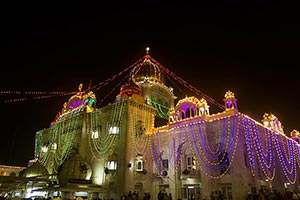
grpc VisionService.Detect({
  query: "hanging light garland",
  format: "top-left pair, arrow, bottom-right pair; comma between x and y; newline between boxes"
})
151,126 -> 185,173
130,101 -> 151,155
188,115 -> 239,179
245,117 -> 275,180
37,112 -> 80,173
88,100 -> 126,160
0,90 -> 75,103
53,113 -> 79,167
242,114 -> 300,184
151,126 -> 184,174
274,132 -> 297,183
242,115 -> 256,177
148,96 -> 170,119
194,118 -> 227,159
151,115 -> 240,179
150,56 -> 225,110
38,127 -> 55,166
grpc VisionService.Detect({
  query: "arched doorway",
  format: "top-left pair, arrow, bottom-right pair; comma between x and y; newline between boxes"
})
135,182 -> 143,198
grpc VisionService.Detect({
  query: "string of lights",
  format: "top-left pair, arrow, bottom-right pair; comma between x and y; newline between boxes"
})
90,57 -> 144,93
0,94 -> 70,103
150,57 -> 225,110
0,57 -> 139,104
96,73 -> 130,106
0,91 -> 75,95
242,114 -> 300,183
0,52 -> 222,115
164,73 -> 188,97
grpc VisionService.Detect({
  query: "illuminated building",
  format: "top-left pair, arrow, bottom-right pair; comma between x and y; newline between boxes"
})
6,49 -> 300,199
0,165 -> 26,197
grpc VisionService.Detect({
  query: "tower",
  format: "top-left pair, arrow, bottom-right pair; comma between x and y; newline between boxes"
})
130,48 -> 177,127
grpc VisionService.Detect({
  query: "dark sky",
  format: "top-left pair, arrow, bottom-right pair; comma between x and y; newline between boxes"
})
0,2 -> 299,166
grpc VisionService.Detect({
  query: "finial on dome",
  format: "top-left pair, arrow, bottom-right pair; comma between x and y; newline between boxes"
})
78,83 -> 83,92
145,47 -> 150,54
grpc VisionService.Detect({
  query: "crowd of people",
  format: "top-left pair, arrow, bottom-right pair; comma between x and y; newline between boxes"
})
209,191 -> 224,200
246,188 -> 300,200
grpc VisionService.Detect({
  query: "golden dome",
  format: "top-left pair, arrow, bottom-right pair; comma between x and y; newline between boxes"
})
21,161 -> 49,178
130,54 -> 165,85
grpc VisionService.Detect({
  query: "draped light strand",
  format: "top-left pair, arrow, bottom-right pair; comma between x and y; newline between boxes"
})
196,118 -> 227,158
97,73 -> 129,106
131,102 -> 150,155
1,56 -> 140,104
38,128 -> 55,165
151,126 -> 184,174
149,98 -> 170,119
38,130 -> 52,165
173,127 -> 184,168
150,57 -> 225,110
54,114 -> 78,166
248,118 -> 275,180
0,90 -> 75,95
242,115 -> 256,176
87,111 -> 104,161
90,57 -> 144,93
277,132 -> 292,164
295,145 -> 300,167
190,116 -> 235,168
91,114 -> 116,155
274,133 -> 297,183
189,115 -> 240,179
88,100 -> 125,160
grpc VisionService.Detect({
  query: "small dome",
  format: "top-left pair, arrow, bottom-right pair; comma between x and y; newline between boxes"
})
121,80 -> 141,95
21,161 -> 49,178
58,151 -> 92,185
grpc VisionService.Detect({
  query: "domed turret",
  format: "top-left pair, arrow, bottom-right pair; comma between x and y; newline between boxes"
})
116,79 -> 142,101
170,96 -> 209,122
52,83 -> 97,123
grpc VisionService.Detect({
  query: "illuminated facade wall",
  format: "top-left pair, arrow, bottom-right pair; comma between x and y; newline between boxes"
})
33,54 -> 300,200
35,91 -> 300,200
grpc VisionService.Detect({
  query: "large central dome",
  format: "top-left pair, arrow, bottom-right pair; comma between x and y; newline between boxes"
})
130,53 -> 165,85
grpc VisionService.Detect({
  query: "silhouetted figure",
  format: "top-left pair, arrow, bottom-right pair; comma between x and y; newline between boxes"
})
217,191 -> 224,200
128,191 -> 133,200
258,189 -> 265,200
158,191 -> 164,200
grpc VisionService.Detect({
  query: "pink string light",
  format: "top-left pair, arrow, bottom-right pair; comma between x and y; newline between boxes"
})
90,57 -> 144,93
149,56 -> 225,110
0,54 -> 221,110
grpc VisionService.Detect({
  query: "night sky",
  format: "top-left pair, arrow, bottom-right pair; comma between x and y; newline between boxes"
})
0,2 -> 299,166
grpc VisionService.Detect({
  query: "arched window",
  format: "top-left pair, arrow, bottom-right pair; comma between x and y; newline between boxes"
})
107,154 -> 118,170
135,155 -> 144,172
9,172 -> 16,177
186,108 -> 191,118
136,160 -> 143,171
107,161 -> 117,170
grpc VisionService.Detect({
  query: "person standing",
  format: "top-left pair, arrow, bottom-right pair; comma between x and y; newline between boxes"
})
210,191 -> 215,200
258,189 -> 265,200
158,191 -> 164,200
292,189 -> 300,200
128,191 -> 133,200
217,191 -> 224,200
